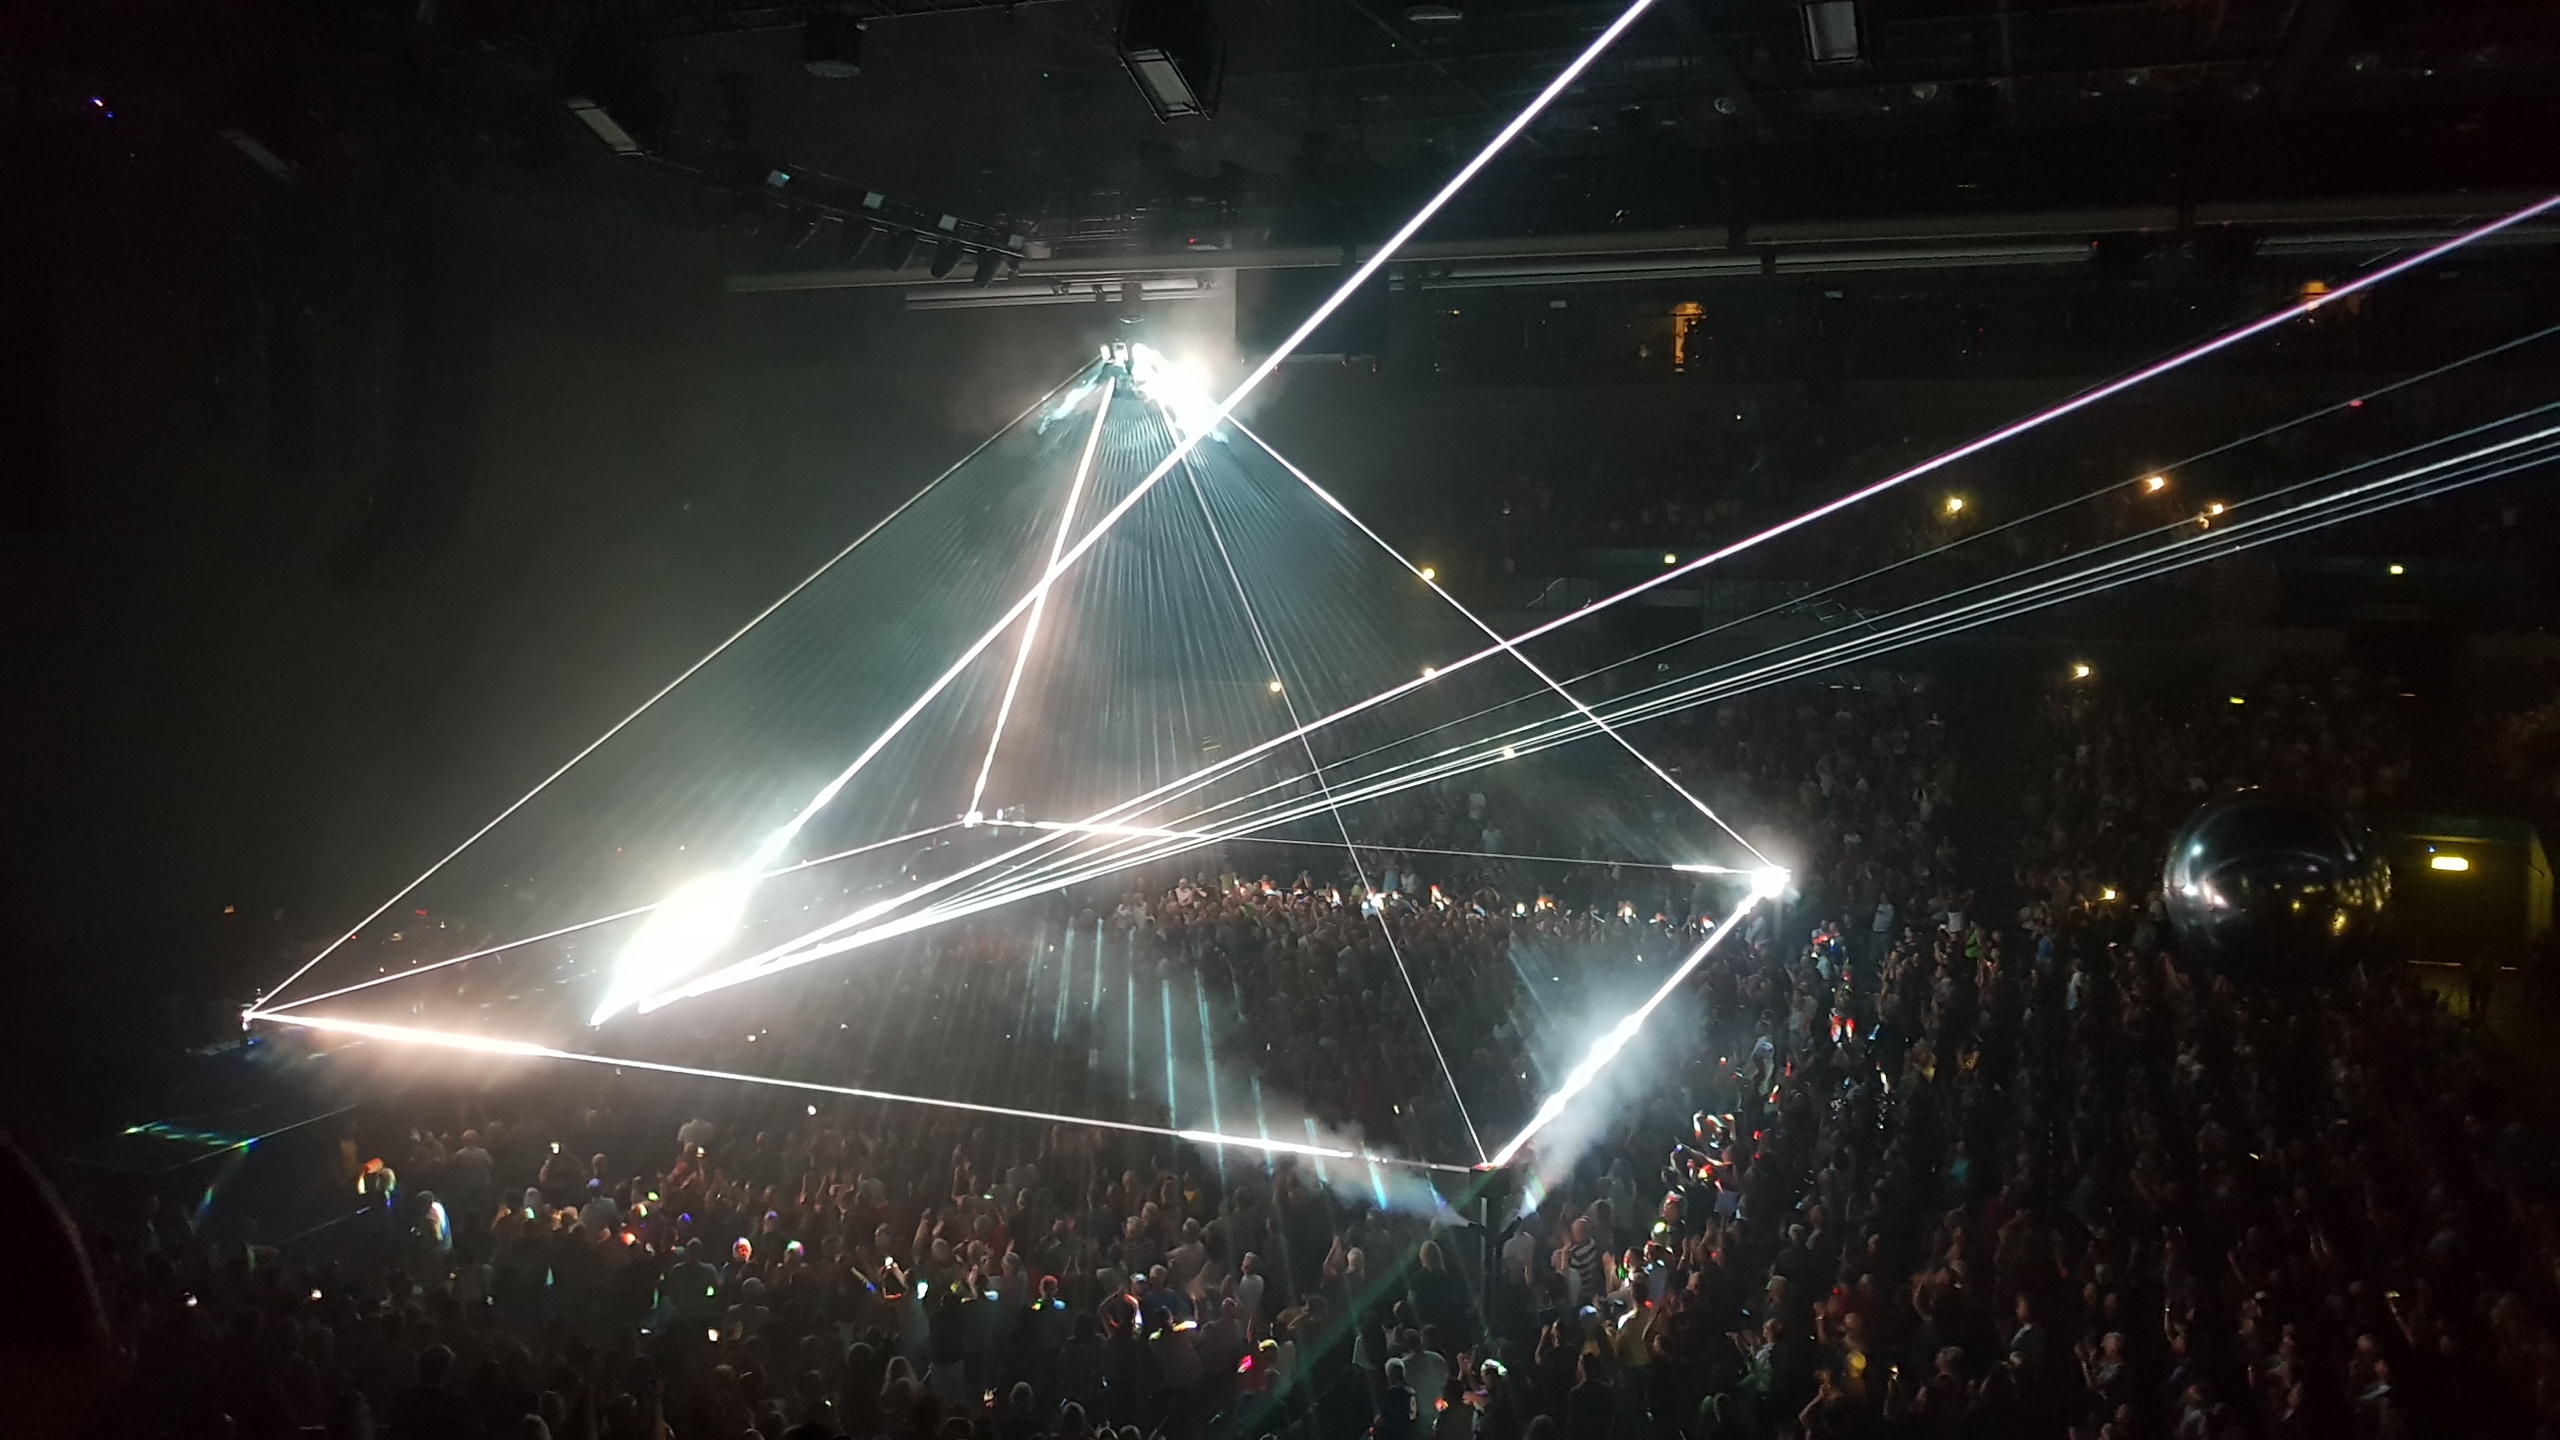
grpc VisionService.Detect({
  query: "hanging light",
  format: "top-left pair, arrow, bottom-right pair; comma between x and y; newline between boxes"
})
804,12 -> 865,78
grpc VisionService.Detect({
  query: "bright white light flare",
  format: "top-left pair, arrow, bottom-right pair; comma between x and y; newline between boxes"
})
591,868 -> 756,1024
1488,893 -> 1760,1167
1129,345 -> 1221,439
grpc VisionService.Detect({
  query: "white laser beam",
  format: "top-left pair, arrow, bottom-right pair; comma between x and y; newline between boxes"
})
249,1010 -> 1471,1172
1489,893 -> 1762,1167
968,376 -> 1117,822
257,366 -> 1096,1011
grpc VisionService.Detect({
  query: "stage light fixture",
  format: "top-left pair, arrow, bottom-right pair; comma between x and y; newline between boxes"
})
2430,854 -> 2470,872
1801,0 -> 1862,63
2387,563 -> 2406,575
881,230 -> 918,271
930,238 -> 966,279
1118,0 -> 1225,119
1417,566 -> 1437,581
835,217 -> 881,267
2070,662 -> 2094,680
2143,474 -> 2168,491
804,12 -> 865,77
1943,495 -> 1966,515
563,98 -> 644,154
971,248 -> 1005,286
220,128 -> 297,178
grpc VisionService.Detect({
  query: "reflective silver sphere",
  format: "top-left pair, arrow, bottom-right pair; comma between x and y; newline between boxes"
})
2161,791 -> 2391,982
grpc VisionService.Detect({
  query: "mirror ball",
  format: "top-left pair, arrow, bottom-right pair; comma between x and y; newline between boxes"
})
2161,790 -> 2391,982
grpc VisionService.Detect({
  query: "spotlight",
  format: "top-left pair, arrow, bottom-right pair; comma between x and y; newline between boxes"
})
2387,563 -> 2406,576
2070,662 -> 2094,681
2228,695 -> 2246,706
2143,474 -> 2168,492
1266,679 -> 1284,694
2206,501 -> 2226,516
803,12 -> 865,78
971,248 -> 1005,287
1662,552 -> 1678,565
1748,866 -> 1790,900
1421,665 -> 1438,678
881,230 -> 918,271
930,237 -> 966,279
2430,854 -> 2470,872
2099,886 -> 2119,901
1943,495 -> 1966,515
1417,566 -> 1437,581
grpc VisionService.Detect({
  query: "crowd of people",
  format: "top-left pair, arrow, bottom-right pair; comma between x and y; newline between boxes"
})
42,672 -> 2560,1440
2475,676 -> 2560,851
